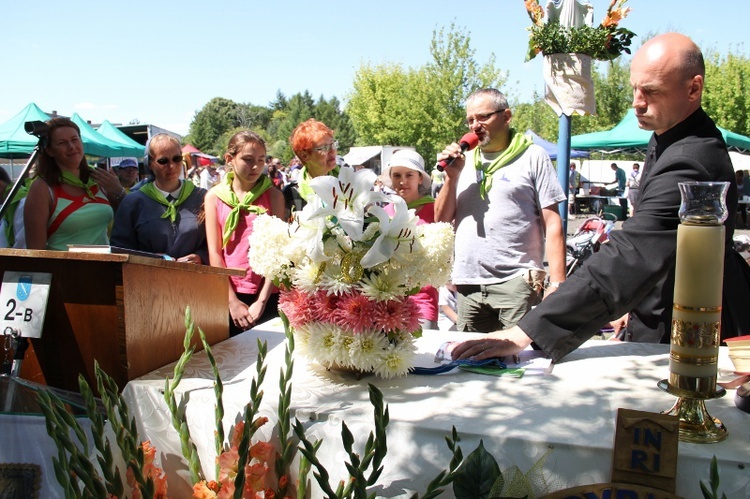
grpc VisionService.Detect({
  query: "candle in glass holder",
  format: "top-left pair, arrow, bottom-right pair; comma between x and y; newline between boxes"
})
669,182 -> 729,395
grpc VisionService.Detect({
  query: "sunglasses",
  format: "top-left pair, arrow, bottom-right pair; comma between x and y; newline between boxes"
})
154,155 -> 183,166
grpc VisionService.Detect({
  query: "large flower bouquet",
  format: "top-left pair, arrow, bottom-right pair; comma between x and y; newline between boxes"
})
524,0 -> 635,62
249,166 -> 454,378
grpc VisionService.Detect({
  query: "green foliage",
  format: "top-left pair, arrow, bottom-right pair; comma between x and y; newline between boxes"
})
524,0 -> 636,62
700,456 -> 728,499
294,385 -> 464,499
573,58 -> 632,135
37,361 -> 155,498
184,91 -> 356,163
704,48 -> 750,137
528,23 -> 636,62
186,97 -> 253,156
453,444 -> 556,499
511,93 -> 559,140
452,441 -> 501,498
347,22 -> 505,170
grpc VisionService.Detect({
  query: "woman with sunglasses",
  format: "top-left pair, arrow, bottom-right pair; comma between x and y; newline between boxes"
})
282,119 -> 339,220
204,131 -> 284,335
111,134 -> 208,263
24,117 -> 124,250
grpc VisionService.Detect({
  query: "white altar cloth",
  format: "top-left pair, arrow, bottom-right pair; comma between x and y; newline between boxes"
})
122,320 -> 749,498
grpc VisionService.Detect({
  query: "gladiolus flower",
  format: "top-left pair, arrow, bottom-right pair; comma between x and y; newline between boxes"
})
252,416 -> 269,431
217,448 -> 239,483
249,441 -> 277,464
246,462 -> 268,492
278,475 -> 289,489
193,481 -> 219,498
230,421 -> 245,449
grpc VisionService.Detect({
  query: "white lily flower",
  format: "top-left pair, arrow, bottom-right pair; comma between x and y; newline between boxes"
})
292,197 -> 329,263
360,199 -> 418,268
307,166 -> 389,241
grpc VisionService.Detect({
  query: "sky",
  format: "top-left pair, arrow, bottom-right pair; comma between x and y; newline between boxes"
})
2,1 -> 748,137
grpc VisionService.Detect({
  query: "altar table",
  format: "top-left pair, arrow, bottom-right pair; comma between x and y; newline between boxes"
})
123,321 -> 749,498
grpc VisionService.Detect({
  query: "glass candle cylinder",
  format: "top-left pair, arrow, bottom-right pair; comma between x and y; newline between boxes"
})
669,182 -> 729,396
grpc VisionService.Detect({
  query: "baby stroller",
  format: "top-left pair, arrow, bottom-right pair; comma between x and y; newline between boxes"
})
566,214 -> 616,276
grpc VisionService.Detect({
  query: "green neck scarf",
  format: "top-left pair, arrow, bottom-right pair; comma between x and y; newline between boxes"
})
473,129 -> 533,199
212,172 -> 272,247
297,166 -> 340,201
407,195 -> 434,209
61,170 -> 97,198
139,180 -> 195,223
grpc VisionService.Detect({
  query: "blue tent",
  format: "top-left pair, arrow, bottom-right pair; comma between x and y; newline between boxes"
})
524,129 -> 589,161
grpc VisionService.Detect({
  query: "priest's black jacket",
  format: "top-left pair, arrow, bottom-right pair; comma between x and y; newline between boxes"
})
520,108 -> 750,362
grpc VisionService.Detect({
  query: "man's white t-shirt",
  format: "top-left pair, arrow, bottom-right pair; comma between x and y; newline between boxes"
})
452,144 -> 566,285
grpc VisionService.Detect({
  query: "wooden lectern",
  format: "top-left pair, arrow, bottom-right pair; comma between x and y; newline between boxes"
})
0,249 -> 241,392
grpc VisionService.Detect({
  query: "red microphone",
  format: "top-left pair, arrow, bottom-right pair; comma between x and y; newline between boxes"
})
436,132 -> 480,172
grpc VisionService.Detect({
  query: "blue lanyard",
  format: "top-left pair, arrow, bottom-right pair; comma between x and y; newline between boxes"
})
410,357 -> 506,375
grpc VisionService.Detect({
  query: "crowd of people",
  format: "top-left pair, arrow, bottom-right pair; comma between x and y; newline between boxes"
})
1,33 -> 749,359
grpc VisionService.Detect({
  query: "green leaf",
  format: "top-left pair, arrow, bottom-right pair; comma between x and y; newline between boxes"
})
453,440 -> 501,499
497,466 -> 533,498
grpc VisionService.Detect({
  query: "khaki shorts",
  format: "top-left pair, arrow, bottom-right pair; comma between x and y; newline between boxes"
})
455,271 -> 544,333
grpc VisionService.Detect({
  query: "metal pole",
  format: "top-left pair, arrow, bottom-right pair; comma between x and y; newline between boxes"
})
0,121 -> 47,222
557,114 -> 572,235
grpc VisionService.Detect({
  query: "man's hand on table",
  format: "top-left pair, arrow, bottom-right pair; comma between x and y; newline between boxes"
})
608,313 -> 629,341
451,325 -> 533,361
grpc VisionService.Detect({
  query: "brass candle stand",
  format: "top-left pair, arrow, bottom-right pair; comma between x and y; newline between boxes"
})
658,181 -> 729,444
658,321 -> 727,444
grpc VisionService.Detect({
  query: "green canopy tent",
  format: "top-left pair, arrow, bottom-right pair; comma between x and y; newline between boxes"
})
571,109 -> 750,154
70,113 -> 142,158
96,120 -> 145,158
0,104 -> 146,159
0,103 -> 51,159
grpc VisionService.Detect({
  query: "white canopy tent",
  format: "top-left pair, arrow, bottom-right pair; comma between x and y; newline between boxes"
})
730,151 -> 750,172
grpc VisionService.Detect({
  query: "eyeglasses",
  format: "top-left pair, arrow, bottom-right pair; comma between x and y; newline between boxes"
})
465,109 -> 507,128
311,140 -> 338,154
154,155 -> 183,166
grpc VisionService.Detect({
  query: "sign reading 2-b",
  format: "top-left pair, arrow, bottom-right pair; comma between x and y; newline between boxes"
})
0,271 -> 52,338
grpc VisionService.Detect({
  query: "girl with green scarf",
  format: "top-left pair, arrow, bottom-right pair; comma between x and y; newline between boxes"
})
110,134 -> 208,263
24,118 -> 122,250
204,131 -> 285,336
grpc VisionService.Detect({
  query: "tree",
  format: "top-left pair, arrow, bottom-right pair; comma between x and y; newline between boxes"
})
570,58 -> 632,136
262,91 -> 356,162
704,48 -> 750,137
511,91 -> 559,141
347,63 -> 423,149
347,23 -> 505,169
186,97 -> 248,156
314,95 -> 357,155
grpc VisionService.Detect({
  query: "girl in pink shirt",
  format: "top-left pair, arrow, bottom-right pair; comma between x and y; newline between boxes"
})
204,131 -> 285,336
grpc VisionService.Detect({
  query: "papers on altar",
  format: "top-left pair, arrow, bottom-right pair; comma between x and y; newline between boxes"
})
434,341 -> 554,377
